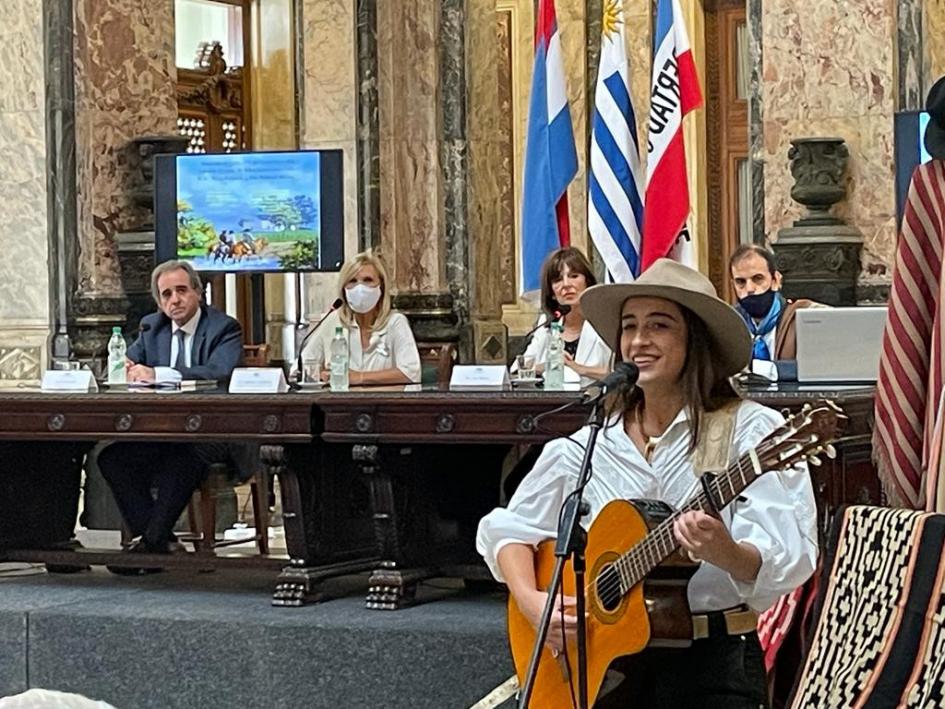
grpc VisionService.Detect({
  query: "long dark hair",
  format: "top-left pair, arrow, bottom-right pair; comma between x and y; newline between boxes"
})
540,247 -> 597,320
605,303 -> 737,453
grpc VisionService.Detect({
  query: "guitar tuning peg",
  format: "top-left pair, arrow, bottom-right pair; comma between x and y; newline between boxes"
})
808,455 -> 822,466
824,444 -> 837,459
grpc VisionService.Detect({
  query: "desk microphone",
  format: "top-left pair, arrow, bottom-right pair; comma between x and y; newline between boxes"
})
295,297 -> 344,380
138,323 -> 151,334
518,304 -> 572,347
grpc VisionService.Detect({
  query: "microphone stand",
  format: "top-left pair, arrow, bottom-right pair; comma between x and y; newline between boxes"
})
518,387 -> 607,709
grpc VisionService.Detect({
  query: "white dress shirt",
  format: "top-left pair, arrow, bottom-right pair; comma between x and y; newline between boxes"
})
476,399 -> 818,614
299,310 -> 422,383
153,309 -> 201,383
517,316 -> 612,385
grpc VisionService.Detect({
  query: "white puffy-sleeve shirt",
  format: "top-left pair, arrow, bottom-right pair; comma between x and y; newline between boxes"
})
476,399 -> 818,614
517,316 -> 612,385
299,310 -> 421,383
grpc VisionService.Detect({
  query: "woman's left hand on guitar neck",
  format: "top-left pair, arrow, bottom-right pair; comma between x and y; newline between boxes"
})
673,511 -> 762,583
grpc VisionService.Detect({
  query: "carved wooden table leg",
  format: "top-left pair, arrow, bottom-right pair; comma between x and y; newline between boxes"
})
269,443 -> 378,606
356,444 -> 437,609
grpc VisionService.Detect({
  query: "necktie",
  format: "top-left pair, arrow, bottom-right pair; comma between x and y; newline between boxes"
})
174,329 -> 187,370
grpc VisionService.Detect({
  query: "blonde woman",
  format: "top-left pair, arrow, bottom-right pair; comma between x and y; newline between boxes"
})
300,251 -> 421,385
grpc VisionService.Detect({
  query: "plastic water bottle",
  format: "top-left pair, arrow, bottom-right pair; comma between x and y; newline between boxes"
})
545,322 -> 565,390
329,326 -> 349,391
107,326 -> 127,384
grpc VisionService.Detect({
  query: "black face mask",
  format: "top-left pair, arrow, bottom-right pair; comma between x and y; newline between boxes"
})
738,289 -> 777,319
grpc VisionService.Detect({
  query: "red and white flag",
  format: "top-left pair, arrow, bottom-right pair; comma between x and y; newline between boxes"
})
641,0 -> 703,269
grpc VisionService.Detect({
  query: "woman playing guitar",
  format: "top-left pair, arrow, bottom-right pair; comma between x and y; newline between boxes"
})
477,259 -> 819,707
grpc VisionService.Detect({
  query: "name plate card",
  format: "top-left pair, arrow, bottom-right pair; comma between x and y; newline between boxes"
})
449,365 -> 510,391
228,368 -> 289,394
41,370 -> 99,393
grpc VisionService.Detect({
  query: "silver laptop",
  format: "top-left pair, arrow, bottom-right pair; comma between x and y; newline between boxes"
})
795,306 -> 887,383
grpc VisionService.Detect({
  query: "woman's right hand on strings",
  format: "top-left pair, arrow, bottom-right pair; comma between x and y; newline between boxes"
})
518,590 -> 578,654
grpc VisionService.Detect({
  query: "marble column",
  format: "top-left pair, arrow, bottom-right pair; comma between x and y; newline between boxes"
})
748,0 -> 766,242
926,0 -> 945,85
899,0 -> 924,110
71,0 -> 177,361
357,0 -> 380,252
298,0 -> 359,322
0,0 -> 50,383
466,0 -> 507,360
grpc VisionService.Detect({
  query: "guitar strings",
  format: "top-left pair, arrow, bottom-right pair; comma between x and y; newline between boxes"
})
588,433 -> 786,602
588,428 -> 812,604
584,431 -> 797,603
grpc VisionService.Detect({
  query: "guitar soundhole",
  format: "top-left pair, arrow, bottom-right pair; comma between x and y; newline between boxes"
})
595,565 -> 623,612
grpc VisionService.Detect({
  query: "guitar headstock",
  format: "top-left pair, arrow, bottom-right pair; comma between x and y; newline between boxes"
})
756,400 -> 846,473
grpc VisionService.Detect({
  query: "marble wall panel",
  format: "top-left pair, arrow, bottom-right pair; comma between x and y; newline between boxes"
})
927,0 -> 945,82
376,0 -> 445,294
299,0 -> 359,315
0,0 -> 49,328
468,0 -> 504,319
73,0 -> 177,296
762,0 -> 898,274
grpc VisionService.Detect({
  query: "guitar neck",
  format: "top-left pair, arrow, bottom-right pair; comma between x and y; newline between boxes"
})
613,445 -> 768,593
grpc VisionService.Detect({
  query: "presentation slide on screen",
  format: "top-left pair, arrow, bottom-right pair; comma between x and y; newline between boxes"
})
176,152 -> 322,272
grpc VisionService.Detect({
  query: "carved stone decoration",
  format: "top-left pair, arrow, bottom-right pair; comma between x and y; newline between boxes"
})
128,135 -> 190,225
0,347 -> 42,382
787,137 -> 850,226
776,136 -> 863,306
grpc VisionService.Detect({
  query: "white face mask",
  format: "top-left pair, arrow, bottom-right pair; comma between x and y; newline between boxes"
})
345,283 -> 382,314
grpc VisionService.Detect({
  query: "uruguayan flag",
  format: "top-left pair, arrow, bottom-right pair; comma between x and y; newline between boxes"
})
588,0 -> 644,283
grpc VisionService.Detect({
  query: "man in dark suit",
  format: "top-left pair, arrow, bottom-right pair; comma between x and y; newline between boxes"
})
98,260 -> 246,570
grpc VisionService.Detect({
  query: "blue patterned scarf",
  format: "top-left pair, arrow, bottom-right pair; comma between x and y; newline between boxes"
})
736,294 -> 783,360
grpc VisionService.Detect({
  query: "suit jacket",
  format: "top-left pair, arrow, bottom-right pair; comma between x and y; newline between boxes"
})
774,298 -> 817,360
128,305 -> 243,381
129,305 -> 256,480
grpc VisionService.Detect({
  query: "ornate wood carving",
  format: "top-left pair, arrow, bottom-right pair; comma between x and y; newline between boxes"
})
176,42 -> 251,154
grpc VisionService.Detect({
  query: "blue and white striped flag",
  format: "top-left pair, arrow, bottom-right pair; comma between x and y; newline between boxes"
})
588,0 -> 645,283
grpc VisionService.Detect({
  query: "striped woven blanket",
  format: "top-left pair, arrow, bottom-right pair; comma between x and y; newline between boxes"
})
873,160 -> 945,508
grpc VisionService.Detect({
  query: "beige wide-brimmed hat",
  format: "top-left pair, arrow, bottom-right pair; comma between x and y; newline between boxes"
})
580,258 -> 751,379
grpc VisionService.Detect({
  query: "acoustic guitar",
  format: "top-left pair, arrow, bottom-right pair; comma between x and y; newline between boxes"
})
504,402 -> 842,708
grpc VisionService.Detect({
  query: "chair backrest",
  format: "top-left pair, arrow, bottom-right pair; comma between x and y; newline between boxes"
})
790,505 -> 945,708
242,343 -> 269,367
416,341 -> 457,385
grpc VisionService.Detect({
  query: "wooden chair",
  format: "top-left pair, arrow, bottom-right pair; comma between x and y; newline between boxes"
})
242,343 -> 269,367
416,341 -> 457,385
187,342 -> 272,555
187,463 -> 270,556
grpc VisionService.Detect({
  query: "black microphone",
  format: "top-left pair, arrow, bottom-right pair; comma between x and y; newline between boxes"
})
517,304 -> 572,353
295,297 -> 344,380
138,323 -> 151,333
582,361 -> 639,400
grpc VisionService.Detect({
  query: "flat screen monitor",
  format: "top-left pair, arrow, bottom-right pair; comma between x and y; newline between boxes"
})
894,111 -> 933,224
154,149 -> 344,272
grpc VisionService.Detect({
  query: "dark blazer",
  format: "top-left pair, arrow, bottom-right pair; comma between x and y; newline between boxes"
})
128,304 -> 256,481
128,304 -> 243,381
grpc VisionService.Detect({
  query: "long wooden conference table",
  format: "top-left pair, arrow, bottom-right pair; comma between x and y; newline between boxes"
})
0,382 -> 878,608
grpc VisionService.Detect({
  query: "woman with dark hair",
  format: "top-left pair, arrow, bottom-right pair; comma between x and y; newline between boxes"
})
517,247 -> 611,384
478,259 -> 817,707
